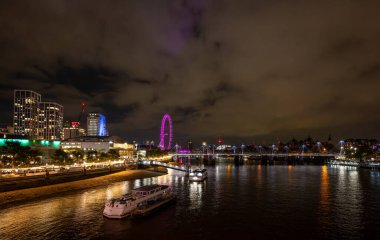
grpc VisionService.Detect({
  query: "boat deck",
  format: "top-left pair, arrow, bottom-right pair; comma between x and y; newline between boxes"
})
132,195 -> 176,217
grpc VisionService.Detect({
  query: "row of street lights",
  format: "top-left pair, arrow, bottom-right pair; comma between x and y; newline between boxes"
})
174,140 -> 347,154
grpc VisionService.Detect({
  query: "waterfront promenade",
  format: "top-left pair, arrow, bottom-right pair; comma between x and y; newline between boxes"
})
0,169 -> 166,207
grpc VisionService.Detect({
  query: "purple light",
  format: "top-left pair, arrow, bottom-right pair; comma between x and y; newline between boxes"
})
159,114 -> 173,150
178,149 -> 191,154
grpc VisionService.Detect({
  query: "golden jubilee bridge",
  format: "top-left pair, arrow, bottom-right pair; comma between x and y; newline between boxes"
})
168,152 -> 338,158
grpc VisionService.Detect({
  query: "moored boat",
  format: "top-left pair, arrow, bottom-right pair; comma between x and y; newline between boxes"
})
103,184 -> 175,219
189,168 -> 208,182
328,159 -> 359,167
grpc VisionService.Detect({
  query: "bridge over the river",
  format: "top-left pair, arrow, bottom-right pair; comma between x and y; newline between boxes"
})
169,153 -> 338,158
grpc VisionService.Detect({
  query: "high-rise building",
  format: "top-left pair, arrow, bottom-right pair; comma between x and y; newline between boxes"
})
87,113 -> 107,136
38,102 -> 64,140
13,90 -> 64,140
13,90 -> 41,137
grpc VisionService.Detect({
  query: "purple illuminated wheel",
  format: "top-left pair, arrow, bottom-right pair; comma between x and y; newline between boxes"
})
159,114 -> 173,150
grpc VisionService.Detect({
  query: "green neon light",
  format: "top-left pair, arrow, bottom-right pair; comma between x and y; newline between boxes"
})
0,139 -> 30,147
20,139 -> 30,147
52,141 -> 61,148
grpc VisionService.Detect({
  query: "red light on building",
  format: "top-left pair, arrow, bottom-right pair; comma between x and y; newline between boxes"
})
81,102 -> 86,113
71,121 -> 80,128
218,137 -> 222,145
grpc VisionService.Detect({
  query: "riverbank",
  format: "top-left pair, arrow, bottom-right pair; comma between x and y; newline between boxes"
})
0,169 -> 166,208
0,167 -> 127,192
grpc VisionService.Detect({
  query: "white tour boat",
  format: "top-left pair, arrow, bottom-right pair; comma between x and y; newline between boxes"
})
103,184 -> 175,219
189,168 -> 208,182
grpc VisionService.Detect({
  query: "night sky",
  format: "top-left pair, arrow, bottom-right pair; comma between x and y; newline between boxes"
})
0,0 -> 380,145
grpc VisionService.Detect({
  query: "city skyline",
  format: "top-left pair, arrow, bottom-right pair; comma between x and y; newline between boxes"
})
0,1 -> 380,144
3,86 -> 376,146
1,2 -> 380,239
11,89 -> 111,141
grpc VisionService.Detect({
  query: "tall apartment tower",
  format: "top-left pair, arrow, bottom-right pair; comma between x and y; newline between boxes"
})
38,102 -> 64,140
13,90 -> 41,137
87,113 -> 107,136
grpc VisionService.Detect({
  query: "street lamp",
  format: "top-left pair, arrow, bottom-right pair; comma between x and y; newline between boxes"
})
339,140 -> 345,156
301,144 -> 306,154
316,142 -> 322,153
202,142 -> 207,154
258,145 -> 263,154
232,145 -> 237,154
284,145 -> 289,154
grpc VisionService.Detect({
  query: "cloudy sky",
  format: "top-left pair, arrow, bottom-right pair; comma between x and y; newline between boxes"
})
0,0 -> 380,145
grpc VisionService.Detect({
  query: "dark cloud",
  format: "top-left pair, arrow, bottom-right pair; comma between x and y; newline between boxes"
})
0,0 -> 380,144
174,106 -> 199,118
12,63 -> 119,97
201,82 -> 232,107
149,95 -> 160,104
94,99 -> 140,123
357,64 -> 380,80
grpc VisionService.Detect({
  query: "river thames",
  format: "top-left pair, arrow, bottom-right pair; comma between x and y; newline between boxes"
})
1,160 -> 379,240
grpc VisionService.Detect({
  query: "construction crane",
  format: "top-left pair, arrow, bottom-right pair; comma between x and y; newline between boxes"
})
71,102 -> 86,128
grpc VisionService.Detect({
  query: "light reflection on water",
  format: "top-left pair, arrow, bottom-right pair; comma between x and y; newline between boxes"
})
189,181 -> 204,210
0,162 -> 379,240
319,165 -> 332,233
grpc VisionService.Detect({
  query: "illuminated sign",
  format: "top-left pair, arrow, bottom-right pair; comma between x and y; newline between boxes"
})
71,121 -> 80,128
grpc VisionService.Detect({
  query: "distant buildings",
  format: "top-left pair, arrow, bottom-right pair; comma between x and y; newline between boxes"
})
0,124 -> 14,135
13,90 -> 64,140
61,136 -> 134,159
343,139 -> 378,149
187,140 -> 193,151
216,144 -> 232,151
12,90 -> 114,141
87,113 -> 108,137
62,121 -> 86,140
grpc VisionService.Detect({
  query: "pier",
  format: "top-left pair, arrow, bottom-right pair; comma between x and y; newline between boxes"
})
138,160 -> 189,172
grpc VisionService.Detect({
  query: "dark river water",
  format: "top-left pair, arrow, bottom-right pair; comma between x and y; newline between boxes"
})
1,160 -> 380,240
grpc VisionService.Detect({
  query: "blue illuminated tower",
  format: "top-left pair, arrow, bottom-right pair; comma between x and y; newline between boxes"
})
87,113 -> 108,136
98,114 -> 107,136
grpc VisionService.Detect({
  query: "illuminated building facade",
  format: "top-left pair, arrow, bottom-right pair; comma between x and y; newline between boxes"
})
87,113 -> 108,136
38,102 -> 64,140
113,143 -> 134,159
0,124 -> 14,135
13,90 -> 41,138
62,121 -> 86,140
61,140 -> 134,158
14,90 -> 64,140
61,141 -> 110,152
